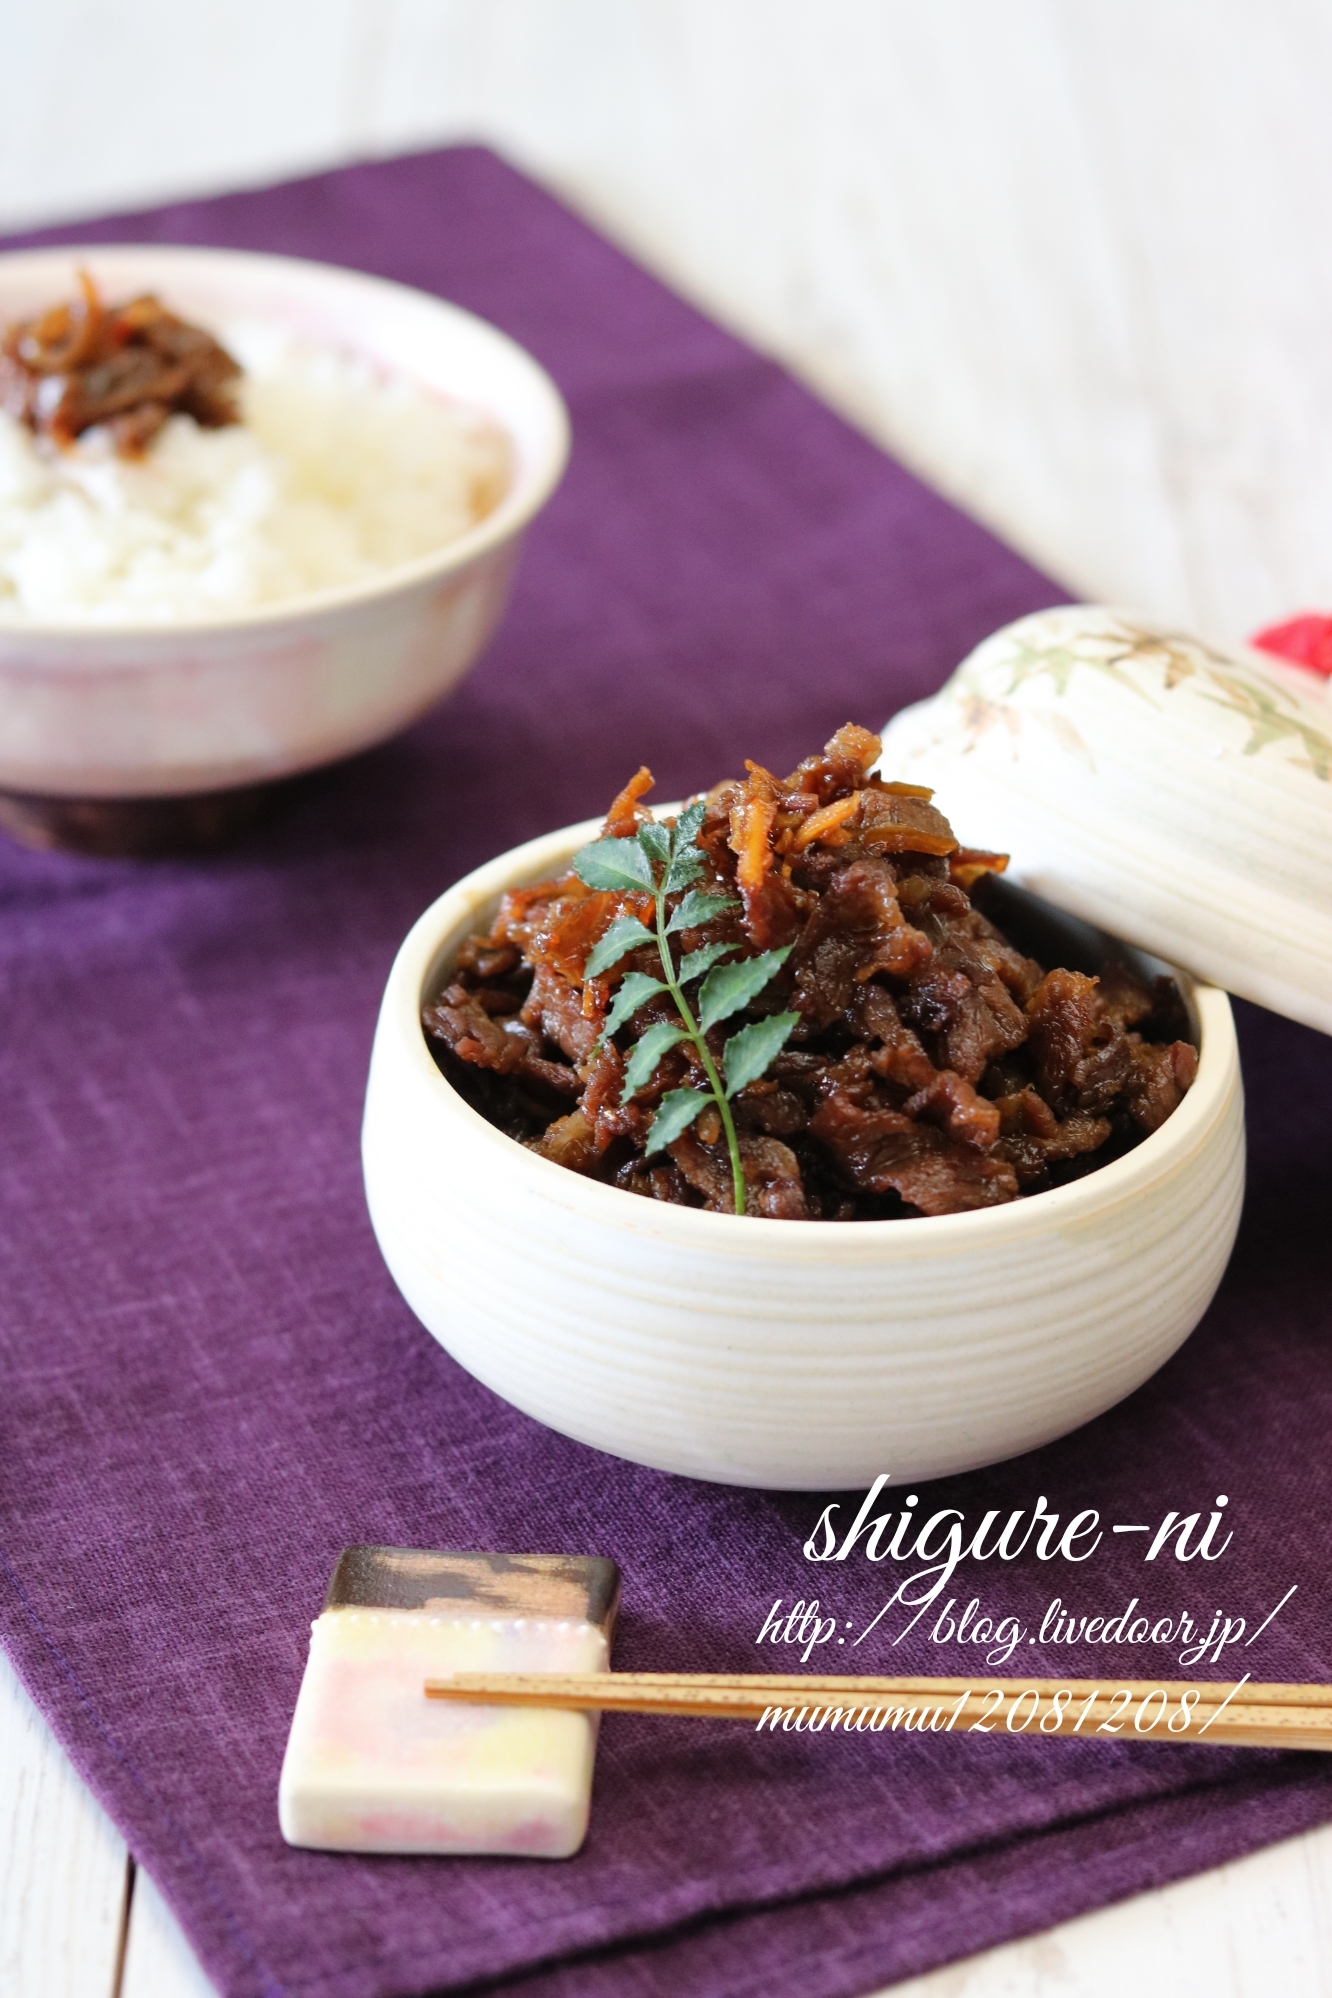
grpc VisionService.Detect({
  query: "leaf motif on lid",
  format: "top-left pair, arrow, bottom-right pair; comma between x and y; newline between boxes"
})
971,614 -> 1332,783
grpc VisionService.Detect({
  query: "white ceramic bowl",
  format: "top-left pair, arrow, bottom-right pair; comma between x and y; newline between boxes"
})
362,817 -> 1245,1491
0,245 -> 569,804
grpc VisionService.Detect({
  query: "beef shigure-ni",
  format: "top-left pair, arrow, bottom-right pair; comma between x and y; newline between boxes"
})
425,726 -> 1197,1219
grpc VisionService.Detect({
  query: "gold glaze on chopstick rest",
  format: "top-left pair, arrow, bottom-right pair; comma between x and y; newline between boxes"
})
278,1547 -> 620,1859
879,605 -> 1332,1035
323,1545 -> 621,1630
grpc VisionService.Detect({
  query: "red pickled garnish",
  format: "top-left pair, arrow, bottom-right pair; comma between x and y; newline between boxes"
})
1250,614 -> 1332,679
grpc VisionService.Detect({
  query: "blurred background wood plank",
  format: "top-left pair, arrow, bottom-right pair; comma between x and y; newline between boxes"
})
0,1651 -> 131,1998
120,1874 -> 216,1998
884,1822 -> 1332,1997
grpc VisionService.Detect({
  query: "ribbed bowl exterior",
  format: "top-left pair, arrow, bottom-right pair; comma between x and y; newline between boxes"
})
362,822 -> 1245,1490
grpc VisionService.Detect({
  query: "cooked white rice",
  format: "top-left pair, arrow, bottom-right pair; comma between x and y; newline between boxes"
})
0,321 -> 510,625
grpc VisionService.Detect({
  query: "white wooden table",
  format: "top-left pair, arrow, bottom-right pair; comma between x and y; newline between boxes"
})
4,4 -> 1332,1992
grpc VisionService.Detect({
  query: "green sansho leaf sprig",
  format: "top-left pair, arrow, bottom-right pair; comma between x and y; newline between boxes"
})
573,801 -> 799,1215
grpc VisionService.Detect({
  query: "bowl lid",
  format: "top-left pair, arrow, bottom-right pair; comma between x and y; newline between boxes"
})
879,605 -> 1332,1035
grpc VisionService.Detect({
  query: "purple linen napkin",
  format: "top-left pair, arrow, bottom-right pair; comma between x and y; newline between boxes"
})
1,147 -> 1330,1998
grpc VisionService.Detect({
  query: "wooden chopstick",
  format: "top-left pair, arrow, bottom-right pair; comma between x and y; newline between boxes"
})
422,1671 -> 1332,1751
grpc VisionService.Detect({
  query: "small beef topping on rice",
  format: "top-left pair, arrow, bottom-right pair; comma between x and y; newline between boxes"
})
0,270 -> 241,457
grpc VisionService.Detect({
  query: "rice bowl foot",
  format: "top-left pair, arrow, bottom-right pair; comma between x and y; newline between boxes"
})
0,774 -> 298,856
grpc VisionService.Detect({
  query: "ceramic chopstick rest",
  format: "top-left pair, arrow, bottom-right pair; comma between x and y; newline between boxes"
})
278,1547 -> 620,1857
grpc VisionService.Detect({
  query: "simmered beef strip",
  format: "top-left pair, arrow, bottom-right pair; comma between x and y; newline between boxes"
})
791,859 -> 931,1028
808,1088 -> 1019,1215
1126,1039 -> 1199,1134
